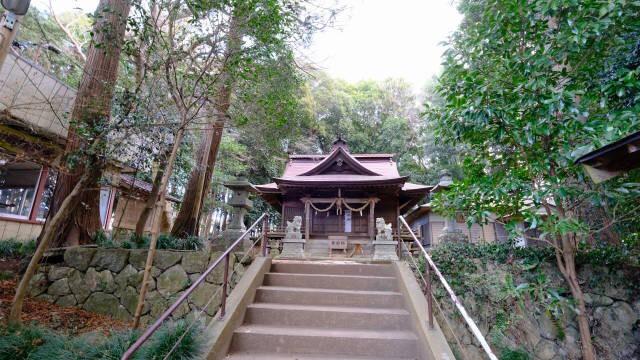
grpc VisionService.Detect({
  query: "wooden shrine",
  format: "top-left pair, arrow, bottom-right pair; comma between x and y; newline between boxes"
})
256,138 -> 431,256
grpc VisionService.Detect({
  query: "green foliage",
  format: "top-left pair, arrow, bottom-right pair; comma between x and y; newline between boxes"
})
429,0 -> 640,254
140,320 -> 203,360
93,230 -> 117,248
500,348 -> 530,360
85,330 -> 141,360
0,239 -> 37,259
0,321 -> 201,360
0,324 -> 47,358
156,234 -> 203,251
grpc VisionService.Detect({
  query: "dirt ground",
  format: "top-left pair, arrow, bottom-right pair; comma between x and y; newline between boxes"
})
0,261 -> 129,335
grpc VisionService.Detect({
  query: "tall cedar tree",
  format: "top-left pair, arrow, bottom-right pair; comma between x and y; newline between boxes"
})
10,0 -> 131,323
43,0 -> 131,247
170,15 -> 241,238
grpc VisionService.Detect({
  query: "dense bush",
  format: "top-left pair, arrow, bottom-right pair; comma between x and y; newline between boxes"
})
0,321 -> 203,360
92,232 -> 203,251
156,234 -> 203,251
0,238 -> 36,259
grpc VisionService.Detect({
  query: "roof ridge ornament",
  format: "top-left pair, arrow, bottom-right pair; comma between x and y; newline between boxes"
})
331,136 -> 350,153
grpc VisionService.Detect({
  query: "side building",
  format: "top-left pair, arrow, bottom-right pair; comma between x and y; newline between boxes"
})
0,51 -> 177,243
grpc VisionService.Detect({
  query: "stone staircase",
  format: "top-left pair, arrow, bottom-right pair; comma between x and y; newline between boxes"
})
224,261 -> 421,359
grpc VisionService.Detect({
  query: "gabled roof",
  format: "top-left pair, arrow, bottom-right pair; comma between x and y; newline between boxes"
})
298,146 -> 381,176
256,139 -> 431,207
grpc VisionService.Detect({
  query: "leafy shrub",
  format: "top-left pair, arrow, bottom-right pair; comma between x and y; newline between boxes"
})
0,324 -> 48,358
0,238 -> 37,259
85,330 -> 141,360
157,234 -> 203,251
129,233 -> 150,248
140,320 -> 203,360
0,322 -> 200,360
93,230 -> 117,248
0,239 -> 22,258
500,348 -> 530,360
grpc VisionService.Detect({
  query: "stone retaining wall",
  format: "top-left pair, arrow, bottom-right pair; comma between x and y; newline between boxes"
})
29,247 -> 252,326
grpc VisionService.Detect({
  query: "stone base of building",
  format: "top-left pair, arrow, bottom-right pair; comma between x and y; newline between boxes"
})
279,239 -> 306,259
372,241 -> 399,261
219,228 -> 247,250
437,230 -> 468,243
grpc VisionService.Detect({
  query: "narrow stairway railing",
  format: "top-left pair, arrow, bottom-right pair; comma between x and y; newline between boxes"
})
121,213 -> 270,360
398,216 -> 498,360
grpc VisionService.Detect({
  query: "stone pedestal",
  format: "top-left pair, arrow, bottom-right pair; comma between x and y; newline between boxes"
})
372,218 -> 398,261
219,177 -> 256,250
279,216 -> 305,259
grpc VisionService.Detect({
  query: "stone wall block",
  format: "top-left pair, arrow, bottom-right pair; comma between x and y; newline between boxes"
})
48,278 -> 71,296
69,270 -> 91,303
116,286 -> 139,315
64,247 -> 96,271
206,252 -> 235,284
182,251 -> 209,273
90,249 -> 129,272
167,291 -> 191,319
36,294 -> 57,303
29,272 -> 48,297
114,264 -> 138,288
133,270 -> 156,291
157,265 -> 189,297
56,294 -> 77,307
534,339 -> 558,360
48,266 -> 74,281
154,251 -> 182,270
83,292 -> 120,316
128,250 -> 148,270
189,282 -> 219,309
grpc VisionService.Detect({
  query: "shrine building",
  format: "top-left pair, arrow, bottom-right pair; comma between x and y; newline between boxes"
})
256,138 -> 431,256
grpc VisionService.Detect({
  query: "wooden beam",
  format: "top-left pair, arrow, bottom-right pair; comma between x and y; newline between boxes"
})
369,200 -> 376,241
304,201 -> 310,242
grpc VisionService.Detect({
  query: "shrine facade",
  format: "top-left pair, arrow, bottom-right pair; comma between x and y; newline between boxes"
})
256,138 -> 431,256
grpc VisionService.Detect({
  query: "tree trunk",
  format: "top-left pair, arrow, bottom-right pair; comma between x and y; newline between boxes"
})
170,15 -> 242,238
557,234 -> 596,360
10,161 -> 102,324
44,0 -> 131,248
134,157 -> 166,237
132,123 -> 187,328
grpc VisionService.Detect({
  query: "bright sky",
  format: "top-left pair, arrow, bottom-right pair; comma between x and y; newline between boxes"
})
35,0 -> 462,93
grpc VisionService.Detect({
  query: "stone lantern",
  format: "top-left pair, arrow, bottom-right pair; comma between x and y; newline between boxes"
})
434,171 -> 468,243
220,176 -> 256,249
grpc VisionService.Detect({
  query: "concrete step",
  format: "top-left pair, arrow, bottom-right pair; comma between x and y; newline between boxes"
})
229,325 -> 418,358
263,273 -> 397,292
254,286 -> 405,308
271,262 -> 393,277
225,352 -> 415,359
244,303 -> 411,330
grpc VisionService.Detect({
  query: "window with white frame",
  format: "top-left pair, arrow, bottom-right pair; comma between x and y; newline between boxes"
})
0,161 -> 42,219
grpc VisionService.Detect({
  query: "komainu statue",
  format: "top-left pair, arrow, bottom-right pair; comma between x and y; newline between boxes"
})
286,216 -> 302,237
373,217 -> 398,261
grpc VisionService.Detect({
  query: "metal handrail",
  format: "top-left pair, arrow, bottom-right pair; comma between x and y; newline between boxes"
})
122,213 -> 269,360
398,216 -> 498,360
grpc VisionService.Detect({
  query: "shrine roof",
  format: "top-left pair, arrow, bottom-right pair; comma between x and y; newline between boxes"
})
256,138 -> 430,197
282,151 -> 400,178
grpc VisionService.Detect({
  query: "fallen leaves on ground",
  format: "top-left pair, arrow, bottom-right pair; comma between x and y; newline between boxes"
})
0,277 -> 130,335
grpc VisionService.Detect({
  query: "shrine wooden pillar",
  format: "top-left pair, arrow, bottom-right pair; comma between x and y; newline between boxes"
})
304,200 -> 310,241
368,199 -> 376,241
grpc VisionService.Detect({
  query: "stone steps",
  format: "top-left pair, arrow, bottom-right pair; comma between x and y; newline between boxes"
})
229,325 -> 418,358
224,261 -> 420,359
263,273 -> 397,291
254,286 -> 405,308
244,303 -> 411,330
